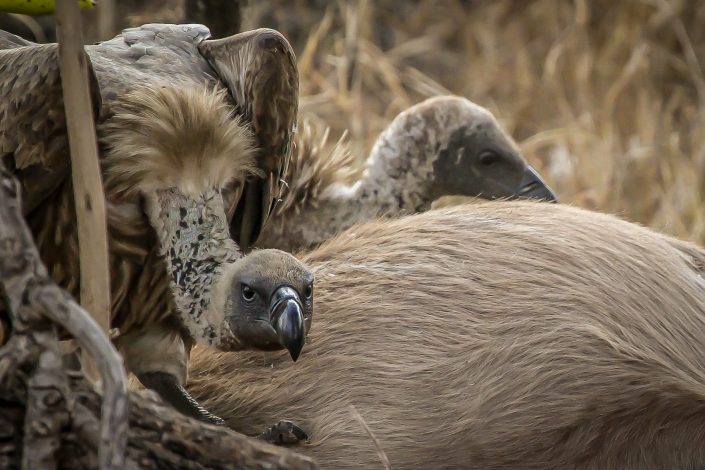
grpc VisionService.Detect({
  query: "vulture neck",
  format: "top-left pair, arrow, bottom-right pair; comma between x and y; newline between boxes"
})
144,187 -> 239,348
279,145 -> 433,248
288,131 -> 435,246
348,135 -> 435,216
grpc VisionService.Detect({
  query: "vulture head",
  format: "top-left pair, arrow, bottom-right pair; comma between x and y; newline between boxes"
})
221,249 -> 314,361
255,95 -> 557,252
364,95 -> 557,207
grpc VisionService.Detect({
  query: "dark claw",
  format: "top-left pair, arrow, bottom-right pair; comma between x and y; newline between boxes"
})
257,420 -> 309,445
138,371 -> 225,426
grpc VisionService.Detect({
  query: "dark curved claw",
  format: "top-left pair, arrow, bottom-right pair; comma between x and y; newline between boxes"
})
138,371 -> 225,426
256,419 -> 309,446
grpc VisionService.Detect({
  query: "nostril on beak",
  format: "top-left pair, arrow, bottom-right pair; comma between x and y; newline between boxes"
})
519,182 -> 540,194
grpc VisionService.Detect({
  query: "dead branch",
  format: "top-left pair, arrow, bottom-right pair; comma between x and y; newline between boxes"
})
0,371 -> 318,469
0,166 -> 128,469
0,166 -> 317,468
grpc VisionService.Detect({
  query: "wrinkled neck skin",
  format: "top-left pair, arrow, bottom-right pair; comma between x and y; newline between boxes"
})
358,110 -> 442,215
144,187 -> 241,349
322,122 -> 442,223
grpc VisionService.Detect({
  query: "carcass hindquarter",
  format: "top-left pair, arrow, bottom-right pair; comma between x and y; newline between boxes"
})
188,200 -> 705,469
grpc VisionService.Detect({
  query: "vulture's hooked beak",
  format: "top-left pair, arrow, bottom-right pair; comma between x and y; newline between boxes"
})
516,165 -> 558,202
269,285 -> 305,361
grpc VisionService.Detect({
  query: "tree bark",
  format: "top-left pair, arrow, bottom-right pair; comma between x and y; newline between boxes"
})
0,370 -> 318,469
0,166 -> 318,469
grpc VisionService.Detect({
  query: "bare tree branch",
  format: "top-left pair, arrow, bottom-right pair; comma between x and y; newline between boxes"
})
0,167 -> 128,469
22,339 -> 69,470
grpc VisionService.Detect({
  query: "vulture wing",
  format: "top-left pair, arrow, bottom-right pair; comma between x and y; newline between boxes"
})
199,29 -> 299,252
1,24 -> 298,252
0,31 -> 101,216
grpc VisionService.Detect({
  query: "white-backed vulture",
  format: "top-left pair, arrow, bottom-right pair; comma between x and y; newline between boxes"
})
256,95 -> 557,252
0,23 -> 308,426
187,201 -> 705,469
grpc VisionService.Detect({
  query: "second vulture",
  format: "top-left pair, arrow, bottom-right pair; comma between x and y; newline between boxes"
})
257,95 -> 557,252
0,23 -> 309,427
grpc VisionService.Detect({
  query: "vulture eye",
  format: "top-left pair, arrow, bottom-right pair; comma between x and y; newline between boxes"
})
479,150 -> 502,167
304,283 -> 313,300
241,284 -> 256,302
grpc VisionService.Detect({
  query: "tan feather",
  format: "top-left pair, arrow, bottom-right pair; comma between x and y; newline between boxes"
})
101,83 -> 258,199
276,119 -> 356,216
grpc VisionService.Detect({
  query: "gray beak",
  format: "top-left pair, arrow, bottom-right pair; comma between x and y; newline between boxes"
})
269,286 -> 305,361
516,165 -> 558,202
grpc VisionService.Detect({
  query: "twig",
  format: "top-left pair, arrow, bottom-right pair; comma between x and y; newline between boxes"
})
33,290 -> 128,469
97,0 -> 116,40
348,404 -> 391,470
54,0 -> 111,382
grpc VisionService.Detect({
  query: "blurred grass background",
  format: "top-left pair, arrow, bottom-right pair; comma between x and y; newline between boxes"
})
243,0 -> 705,243
5,0 -> 704,242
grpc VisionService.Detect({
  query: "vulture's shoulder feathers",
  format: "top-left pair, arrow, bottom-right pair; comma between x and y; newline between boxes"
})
0,23 -> 299,250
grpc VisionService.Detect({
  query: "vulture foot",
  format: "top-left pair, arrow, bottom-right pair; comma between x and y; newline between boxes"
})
138,371 -> 225,426
256,420 -> 309,445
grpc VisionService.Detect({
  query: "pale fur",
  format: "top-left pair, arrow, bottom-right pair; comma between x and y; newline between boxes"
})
189,201 -> 705,469
101,83 -> 259,198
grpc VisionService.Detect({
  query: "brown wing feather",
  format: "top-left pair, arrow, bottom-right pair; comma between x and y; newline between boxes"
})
0,24 -> 219,337
0,25 -> 216,217
0,34 -> 101,215
0,24 -> 296,342
198,28 -> 299,251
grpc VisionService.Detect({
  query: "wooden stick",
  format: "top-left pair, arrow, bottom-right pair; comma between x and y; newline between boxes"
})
54,0 -> 111,382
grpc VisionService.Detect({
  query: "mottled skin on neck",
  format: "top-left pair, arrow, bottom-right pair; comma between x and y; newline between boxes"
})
144,187 -> 241,349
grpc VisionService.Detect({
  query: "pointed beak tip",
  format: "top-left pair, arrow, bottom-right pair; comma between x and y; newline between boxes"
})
282,333 -> 304,363
289,348 -> 301,362
270,287 -> 306,362
517,166 -> 558,203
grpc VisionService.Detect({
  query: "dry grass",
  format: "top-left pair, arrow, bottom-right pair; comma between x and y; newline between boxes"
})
238,0 -> 705,243
72,0 -> 705,242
